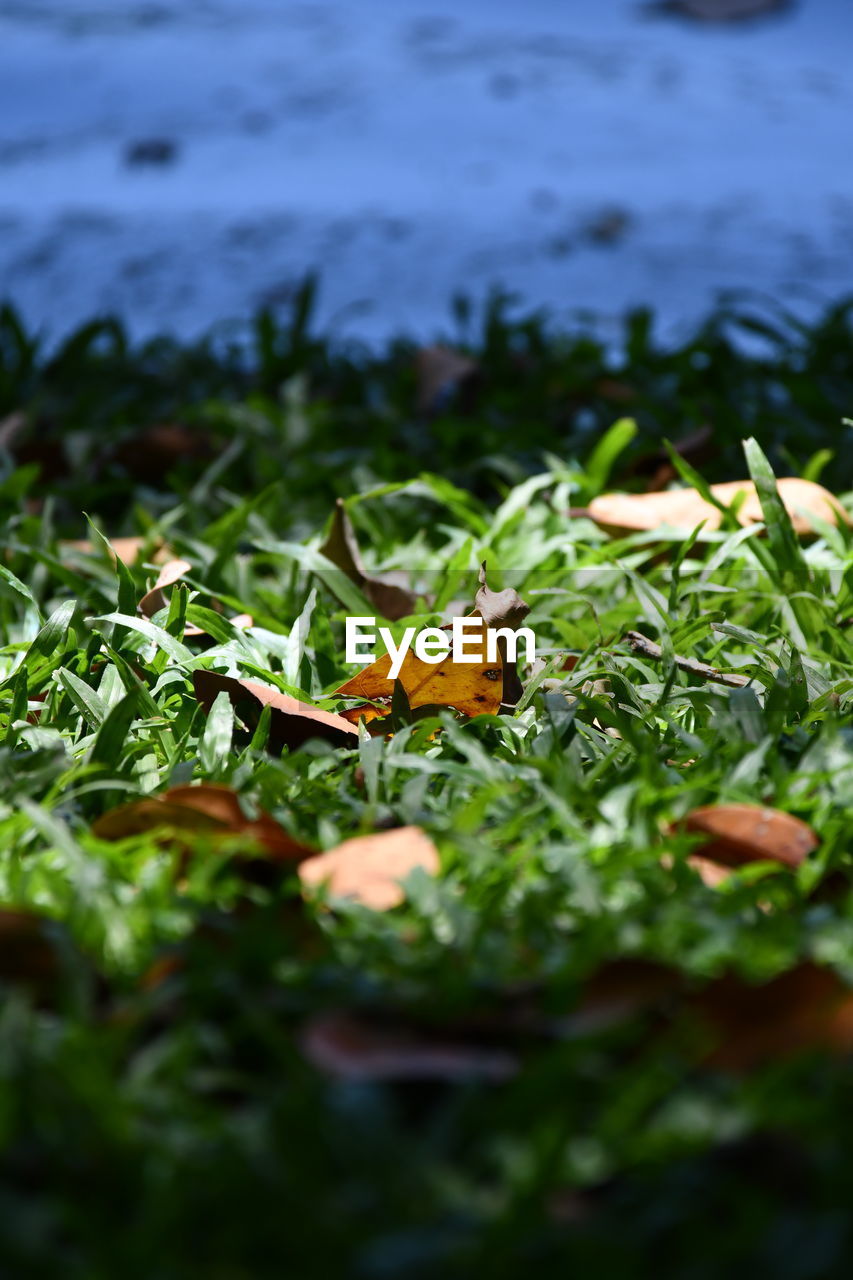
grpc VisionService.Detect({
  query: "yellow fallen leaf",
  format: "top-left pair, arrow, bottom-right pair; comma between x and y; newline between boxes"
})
334,564 -> 529,722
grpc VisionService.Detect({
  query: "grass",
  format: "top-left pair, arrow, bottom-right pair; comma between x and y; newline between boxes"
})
1,289 -> 853,1277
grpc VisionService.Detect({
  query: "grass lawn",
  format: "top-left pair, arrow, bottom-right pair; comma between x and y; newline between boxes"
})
1,289 -> 853,1278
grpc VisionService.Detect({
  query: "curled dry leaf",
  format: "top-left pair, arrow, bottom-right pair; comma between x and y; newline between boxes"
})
139,559 -> 252,637
193,670 -> 358,753
675,803 -> 818,871
589,477 -> 847,538
473,561 -> 531,708
319,500 -> 420,621
139,558 -> 194,617
298,825 -> 440,910
93,782 -> 312,862
300,1010 -> 518,1082
415,344 -> 480,414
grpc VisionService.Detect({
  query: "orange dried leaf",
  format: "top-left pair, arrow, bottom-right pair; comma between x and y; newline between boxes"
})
679,803 -> 818,870
298,826 -> 440,910
193,670 -> 358,753
338,702 -> 392,727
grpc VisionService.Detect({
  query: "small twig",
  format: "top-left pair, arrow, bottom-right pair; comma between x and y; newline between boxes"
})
624,631 -> 751,688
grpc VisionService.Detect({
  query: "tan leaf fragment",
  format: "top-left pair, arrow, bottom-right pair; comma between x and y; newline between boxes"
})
139,559 -> 252,637
139,558 -> 194,616
298,826 -> 440,910
61,535 -> 171,566
589,477 -> 848,538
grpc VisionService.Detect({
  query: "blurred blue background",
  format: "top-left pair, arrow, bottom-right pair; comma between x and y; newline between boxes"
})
1,0 -> 851,344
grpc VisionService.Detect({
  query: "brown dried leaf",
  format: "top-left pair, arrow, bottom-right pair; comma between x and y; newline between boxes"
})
415,344 -> 480,414
320,500 -> 420,621
164,785 -> 306,858
690,963 -> 853,1071
93,783 -> 312,863
677,803 -> 818,870
298,826 -> 440,910
0,907 -> 82,1004
300,1010 -> 517,1082
589,477 -> 848,538
193,670 -> 358,753
473,561 -> 530,708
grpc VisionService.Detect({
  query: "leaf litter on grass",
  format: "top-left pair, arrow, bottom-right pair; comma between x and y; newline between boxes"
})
1,300 -> 853,1273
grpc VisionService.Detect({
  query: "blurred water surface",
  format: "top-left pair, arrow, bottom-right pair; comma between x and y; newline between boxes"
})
1,0 -> 851,343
